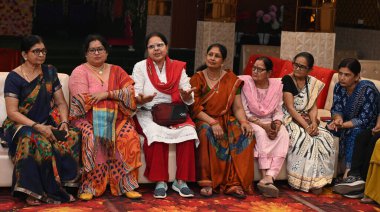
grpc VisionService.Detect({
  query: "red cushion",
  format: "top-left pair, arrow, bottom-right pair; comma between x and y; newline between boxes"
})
0,48 -> 20,71
243,54 -> 286,77
309,66 -> 336,108
277,61 -> 293,78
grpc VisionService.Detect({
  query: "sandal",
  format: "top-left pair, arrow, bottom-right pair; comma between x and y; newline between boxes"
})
225,186 -> 246,199
257,182 -> 279,198
200,186 -> 213,197
360,196 -> 376,204
26,196 -> 42,206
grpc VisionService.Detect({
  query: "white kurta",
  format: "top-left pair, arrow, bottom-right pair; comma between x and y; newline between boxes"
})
132,59 -> 199,146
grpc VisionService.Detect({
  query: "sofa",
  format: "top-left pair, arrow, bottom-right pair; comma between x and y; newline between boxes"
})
1,68 -> 380,187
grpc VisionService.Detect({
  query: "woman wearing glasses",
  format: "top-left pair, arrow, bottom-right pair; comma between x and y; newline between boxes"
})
282,52 -> 335,194
239,56 -> 289,198
132,32 -> 198,199
2,35 -> 80,205
190,43 -> 254,199
69,34 -> 142,200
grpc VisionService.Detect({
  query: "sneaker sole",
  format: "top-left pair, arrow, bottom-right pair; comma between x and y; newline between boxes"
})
172,184 -> 194,198
333,181 -> 365,195
153,194 -> 167,199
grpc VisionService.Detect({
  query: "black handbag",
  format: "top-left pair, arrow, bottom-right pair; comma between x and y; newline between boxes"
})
151,102 -> 188,126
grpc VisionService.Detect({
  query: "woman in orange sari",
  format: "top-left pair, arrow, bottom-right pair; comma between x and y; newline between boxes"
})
190,43 -> 254,199
69,34 -> 141,200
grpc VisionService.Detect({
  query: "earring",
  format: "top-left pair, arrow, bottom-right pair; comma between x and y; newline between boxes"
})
24,58 -> 27,61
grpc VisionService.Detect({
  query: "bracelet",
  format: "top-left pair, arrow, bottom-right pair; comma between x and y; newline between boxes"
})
60,121 -> 69,127
31,122 -> 38,129
209,120 -> 219,126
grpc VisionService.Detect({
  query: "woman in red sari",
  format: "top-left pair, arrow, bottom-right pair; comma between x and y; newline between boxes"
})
69,34 -> 141,200
190,43 -> 254,199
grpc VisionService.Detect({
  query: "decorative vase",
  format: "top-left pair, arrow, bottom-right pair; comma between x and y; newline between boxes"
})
258,33 -> 270,45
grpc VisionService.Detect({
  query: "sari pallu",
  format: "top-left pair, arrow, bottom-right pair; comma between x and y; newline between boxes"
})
331,80 -> 379,168
70,65 -> 141,196
283,75 -> 335,192
190,70 -> 254,194
2,65 -> 81,203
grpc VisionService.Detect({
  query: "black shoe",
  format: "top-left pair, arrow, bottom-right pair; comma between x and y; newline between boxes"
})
343,190 -> 364,199
333,176 -> 365,195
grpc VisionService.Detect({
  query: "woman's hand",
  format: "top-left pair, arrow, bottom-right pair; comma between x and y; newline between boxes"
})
372,123 -> 380,135
240,122 -> 254,138
262,123 -> 277,140
179,87 -> 196,102
333,117 -> 343,128
211,123 -> 224,140
309,121 -> 319,136
136,93 -> 157,105
90,92 -> 108,104
58,122 -> 70,138
35,124 -> 57,142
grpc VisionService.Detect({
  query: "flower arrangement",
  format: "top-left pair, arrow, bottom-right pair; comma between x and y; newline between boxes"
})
256,5 -> 281,33
255,5 -> 283,44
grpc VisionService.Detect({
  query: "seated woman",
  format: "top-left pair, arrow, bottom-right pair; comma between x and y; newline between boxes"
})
190,43 -> 254,199
282,52 -> 335,194
132,32 -> 198,199
362,115 -> 380,204
2,35 -> 80,205
239,56 -> 289,198
69,34 -> 141,200
328,58 -> 379,196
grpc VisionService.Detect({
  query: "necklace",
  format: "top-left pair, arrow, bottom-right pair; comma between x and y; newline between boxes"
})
205,68 -> 222,81
20,64 -> 37,82
87,63 -> 106,75
205,68 -> 223,93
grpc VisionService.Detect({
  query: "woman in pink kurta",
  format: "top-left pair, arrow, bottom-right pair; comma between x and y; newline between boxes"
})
239,56 -> 289,198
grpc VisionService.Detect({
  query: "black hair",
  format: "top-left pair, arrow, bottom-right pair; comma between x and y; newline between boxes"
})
293,52 -> 314,69
21,35 -> 44,52
196,43 -> 227,72
338,58 -> 361,75
255,56 -> 273,72
145,32 -> 168,48
82,34 -> 110,56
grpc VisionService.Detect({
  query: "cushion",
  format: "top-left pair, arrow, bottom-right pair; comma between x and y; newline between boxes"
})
309,66 -> 336,109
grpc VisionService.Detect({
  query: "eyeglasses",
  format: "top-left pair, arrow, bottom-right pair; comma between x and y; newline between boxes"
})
88,47 -> 106,54
252,66 -> 267,73
147,42 -> 165,50
292,62 -> 309,71
30,48 -> 47,56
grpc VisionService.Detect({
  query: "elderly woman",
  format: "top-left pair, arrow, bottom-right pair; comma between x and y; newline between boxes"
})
2,35 -> 80,205
190,43 -> 254,199
282,52 -> 335,194
132,32 -> 198,199
69,34 -> 141,200
239,56 -> 289,198
328,58 -> 379,196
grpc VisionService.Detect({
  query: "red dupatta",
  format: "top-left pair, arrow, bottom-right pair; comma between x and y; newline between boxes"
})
146,56 -> 184,102
146,56 -> 194,127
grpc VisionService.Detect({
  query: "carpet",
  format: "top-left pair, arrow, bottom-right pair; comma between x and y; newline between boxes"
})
0,183 -> 379,212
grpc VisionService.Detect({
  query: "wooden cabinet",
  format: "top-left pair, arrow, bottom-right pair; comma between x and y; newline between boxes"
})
148,0 -> 172,16
203,0 -> 237,22
295,0 -> 336,32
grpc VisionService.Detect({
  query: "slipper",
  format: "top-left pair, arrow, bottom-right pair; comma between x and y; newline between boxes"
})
26,196 -> 42,206
225,186 -> 246,199
200,186 -> 213,197
360,197 -> 376,204
257,182 -> 279,198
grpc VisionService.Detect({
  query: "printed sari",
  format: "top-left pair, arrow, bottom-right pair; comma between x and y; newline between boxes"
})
331,80 -> 379,169
2,65 -> 81,203
190,70 -> 254,194
69,64 -> 141,196
282,75 -> 335,192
